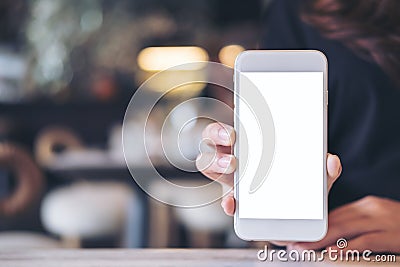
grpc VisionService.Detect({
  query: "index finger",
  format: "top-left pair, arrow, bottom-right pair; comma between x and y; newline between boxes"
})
202,122 -> 235,147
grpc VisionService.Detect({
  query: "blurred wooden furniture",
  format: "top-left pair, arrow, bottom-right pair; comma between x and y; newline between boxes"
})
0,249 -> 398,267
148,179 -> 231,248
41,182 -> 136,248
0,143 -> 61,249
45,161 -> 209,247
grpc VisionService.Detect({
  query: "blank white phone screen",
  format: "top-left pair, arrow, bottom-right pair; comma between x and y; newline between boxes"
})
238,72 -> 324,220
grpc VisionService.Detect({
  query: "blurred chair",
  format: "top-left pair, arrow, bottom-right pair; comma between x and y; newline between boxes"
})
148,179 -> 231,248
41,181 -> 138,248
0,142 -> 61,249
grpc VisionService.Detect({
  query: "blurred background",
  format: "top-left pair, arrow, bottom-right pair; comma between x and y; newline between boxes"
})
0,0 -> 266,249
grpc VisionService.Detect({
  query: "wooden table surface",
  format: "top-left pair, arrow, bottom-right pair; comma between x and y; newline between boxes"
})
0,249 -> 398,267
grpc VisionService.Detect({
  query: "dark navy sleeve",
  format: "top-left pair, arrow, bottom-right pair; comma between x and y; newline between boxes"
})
259,0 -> 400,210
261,0 -> 307,49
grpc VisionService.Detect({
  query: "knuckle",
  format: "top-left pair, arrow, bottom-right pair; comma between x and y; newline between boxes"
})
195,153 -> 202,162
360,196 -> 383,211
196,153 -> 214,172
361,195 -> 377,204
202,123 -> 214,139
195,154 -> 203,170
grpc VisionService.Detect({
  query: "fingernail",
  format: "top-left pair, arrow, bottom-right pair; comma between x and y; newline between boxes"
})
218,128 -> 229,142
217,156 -> 231,168
328,155 -> 340,177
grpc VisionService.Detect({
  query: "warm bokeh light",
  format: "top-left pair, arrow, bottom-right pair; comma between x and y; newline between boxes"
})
136,46 -> 209,97
218,44 -> 245,68
137,46 -> 209,71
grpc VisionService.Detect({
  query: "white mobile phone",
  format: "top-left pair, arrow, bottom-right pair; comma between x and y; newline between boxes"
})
233,50 -> 328,241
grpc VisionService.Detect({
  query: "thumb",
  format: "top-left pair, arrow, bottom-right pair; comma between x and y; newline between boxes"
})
327,154 -> 342,191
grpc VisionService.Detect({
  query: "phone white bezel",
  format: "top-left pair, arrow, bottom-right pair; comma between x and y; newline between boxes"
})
233,50 -> 328,241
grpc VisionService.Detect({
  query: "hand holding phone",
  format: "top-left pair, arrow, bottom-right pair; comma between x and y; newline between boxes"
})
198,122 -> 341,212
197,122 -> 342,239
197,50 -> 342,242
